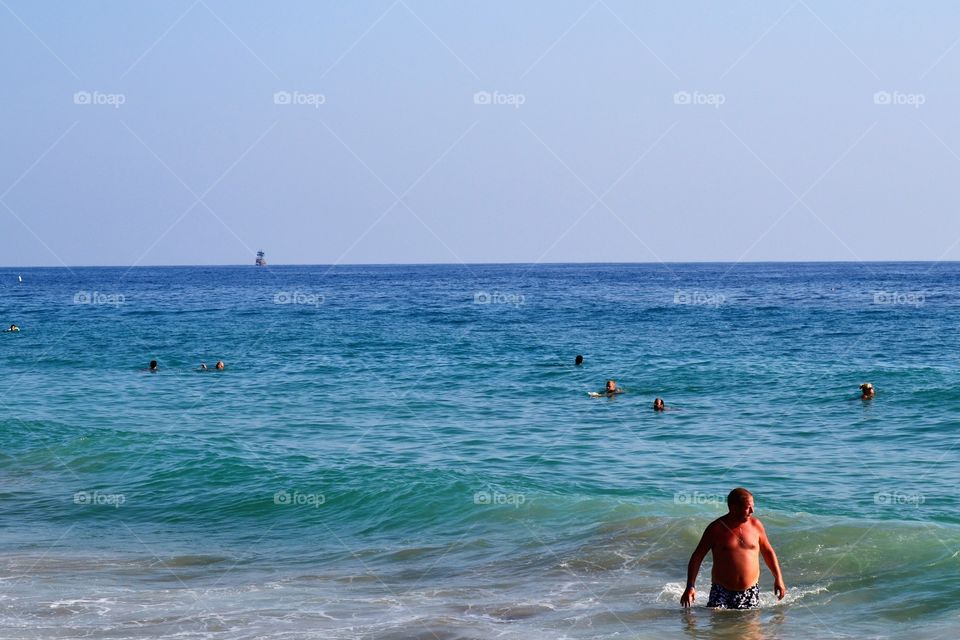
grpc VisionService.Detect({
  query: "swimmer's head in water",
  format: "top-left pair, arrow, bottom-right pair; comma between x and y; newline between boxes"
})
653,398 -> 665,411
575,355 -> 583,366
215,360 -> 224,370
860,382 -> 874,397
149,360 -> 158,371
9,324 -> 18,331
605,380 -> 617,392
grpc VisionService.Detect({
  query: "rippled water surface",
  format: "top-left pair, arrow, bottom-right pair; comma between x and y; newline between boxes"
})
1,262 -> 959,639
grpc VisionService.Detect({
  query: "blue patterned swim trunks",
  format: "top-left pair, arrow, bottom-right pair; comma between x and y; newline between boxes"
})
707,583 -> 761,609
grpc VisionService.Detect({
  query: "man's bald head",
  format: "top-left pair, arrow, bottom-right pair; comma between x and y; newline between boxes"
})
727,487 -> 753,510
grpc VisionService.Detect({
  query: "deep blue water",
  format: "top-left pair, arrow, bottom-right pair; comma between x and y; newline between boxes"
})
1,262 -> 958,639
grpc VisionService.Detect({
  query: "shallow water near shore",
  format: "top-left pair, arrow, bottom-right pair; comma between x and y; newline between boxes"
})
1,262 -> 959,639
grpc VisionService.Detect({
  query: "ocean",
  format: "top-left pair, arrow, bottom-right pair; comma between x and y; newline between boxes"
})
1,262 -> 958,639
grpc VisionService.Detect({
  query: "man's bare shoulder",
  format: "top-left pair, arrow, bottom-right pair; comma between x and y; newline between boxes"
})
705,516 -> 765,536
747,515 -> 768,535
703,517 -> 727,537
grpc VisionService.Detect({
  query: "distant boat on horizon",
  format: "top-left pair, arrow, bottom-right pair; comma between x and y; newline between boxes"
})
255,251 -> 267,266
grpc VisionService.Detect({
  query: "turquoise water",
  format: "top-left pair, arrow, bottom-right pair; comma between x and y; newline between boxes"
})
1,262 -> 959,639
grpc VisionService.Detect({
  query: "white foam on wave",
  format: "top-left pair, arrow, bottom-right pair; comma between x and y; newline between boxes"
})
47,597 -> 115,616
768,583 -> 830,606
658,581 -> 685,602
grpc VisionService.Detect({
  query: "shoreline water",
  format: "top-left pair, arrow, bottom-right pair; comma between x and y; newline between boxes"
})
2,262 -> 958,638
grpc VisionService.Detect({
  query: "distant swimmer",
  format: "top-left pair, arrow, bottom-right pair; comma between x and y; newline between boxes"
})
589,379 -> 623,397
653,397 -> 666,411
148,360 -> 158,372
681,488 -> 786,610
198,363 -> 208,371
4,324 -> 19,332
575,354 -> 584,366
859,382 -> 875,399
215,360 -> 225,370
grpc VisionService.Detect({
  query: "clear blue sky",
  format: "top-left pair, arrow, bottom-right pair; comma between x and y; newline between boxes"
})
3,1 -> 960,266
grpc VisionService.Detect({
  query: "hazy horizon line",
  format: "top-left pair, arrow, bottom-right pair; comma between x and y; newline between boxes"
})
1,259 -> 958,270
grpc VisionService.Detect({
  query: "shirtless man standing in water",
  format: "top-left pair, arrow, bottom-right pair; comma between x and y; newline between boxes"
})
680,488 -> 786,609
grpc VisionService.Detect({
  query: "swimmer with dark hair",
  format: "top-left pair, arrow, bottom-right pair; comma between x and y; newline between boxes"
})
148,360 -> 158,372
4,324 -> 19,332
653,398 -> 666,411
575,354 -> 584,366
589,379 -> 623,397
215,360 -> 225,370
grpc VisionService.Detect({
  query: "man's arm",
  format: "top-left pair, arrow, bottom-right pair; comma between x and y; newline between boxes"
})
680,526 -> 712,607
757,520 -> 786,600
